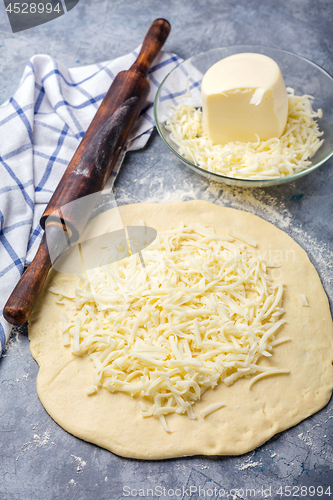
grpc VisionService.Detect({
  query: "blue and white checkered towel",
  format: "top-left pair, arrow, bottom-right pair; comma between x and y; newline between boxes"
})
0,47 -> 181,356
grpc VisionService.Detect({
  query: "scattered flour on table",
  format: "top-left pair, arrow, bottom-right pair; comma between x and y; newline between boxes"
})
298,432 -> 313,448
291,227 -> 333,283
71,454 -> 87,473
176,463 -> 187,474
323,406 -> 333,423
114,179 -> 197,207
2,326 -> 23,357
205,182 -> 292,229
237,459 -> 262,470
19,427 -> 53,456
114,177 -> 292,229
33,429 -> 51,446
237,452 -> 263,471
294,406 -> 333,461
192,463 -> 209,469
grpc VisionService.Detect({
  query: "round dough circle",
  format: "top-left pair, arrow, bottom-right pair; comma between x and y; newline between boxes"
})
28,201 -> 333,459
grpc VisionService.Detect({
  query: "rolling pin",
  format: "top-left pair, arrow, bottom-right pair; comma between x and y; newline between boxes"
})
3,18 -> 171,326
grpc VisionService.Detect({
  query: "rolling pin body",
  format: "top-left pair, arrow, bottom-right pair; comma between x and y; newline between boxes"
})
4,18 -> 171,326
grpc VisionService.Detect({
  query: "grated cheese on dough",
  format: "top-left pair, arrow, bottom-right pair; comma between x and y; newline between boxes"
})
200,402 -> 225,418
165,88 -> 324,180
228,229 -> 257,247
299,294 -> 310,307
59,224 -> 288,431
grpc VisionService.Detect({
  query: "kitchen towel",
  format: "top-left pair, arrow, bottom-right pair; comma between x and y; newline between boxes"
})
0,46 -> 181,356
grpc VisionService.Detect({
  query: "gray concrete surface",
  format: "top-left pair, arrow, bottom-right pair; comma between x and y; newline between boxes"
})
1,0 -> 333,498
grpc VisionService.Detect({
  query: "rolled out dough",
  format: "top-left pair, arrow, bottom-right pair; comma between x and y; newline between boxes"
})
28,201 -> 333,459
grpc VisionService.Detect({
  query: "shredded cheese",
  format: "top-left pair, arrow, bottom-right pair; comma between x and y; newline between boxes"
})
200,402 -> 225,418
299,294 -> 310,307
60,224 -> 289,432
248,369 -> 290,390
165,88 -> 323,180
228,229 -> 257,247
86,386 -> 98,396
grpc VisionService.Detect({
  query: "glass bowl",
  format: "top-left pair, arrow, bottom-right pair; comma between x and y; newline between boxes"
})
154,46 -> 333,187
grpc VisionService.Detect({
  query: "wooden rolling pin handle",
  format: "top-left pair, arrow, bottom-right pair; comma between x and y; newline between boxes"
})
132,18 -> 171,77
3,233 -> 52,326
3,222 -> 69,325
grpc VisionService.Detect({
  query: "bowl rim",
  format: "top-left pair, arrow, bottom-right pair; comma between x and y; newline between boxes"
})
154,45 -> 333,186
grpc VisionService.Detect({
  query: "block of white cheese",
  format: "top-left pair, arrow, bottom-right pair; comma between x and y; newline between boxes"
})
201,53 -> 289,145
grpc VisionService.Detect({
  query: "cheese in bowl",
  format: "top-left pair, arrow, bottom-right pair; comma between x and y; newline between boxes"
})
157,48 -> 328,183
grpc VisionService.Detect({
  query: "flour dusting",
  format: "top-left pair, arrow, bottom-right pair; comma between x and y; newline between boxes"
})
20,427 -> 53,454
237,459 -> 262,470
33,429 -> 51,447
115,179 -> 197,206
237,452 -> 263,471
298,431 -> 314,448
71,454 -> 87,473
115,175 -> 292,230
206,182 -> 292,229
291,226 -> 333,284
2,326 -> 23,357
